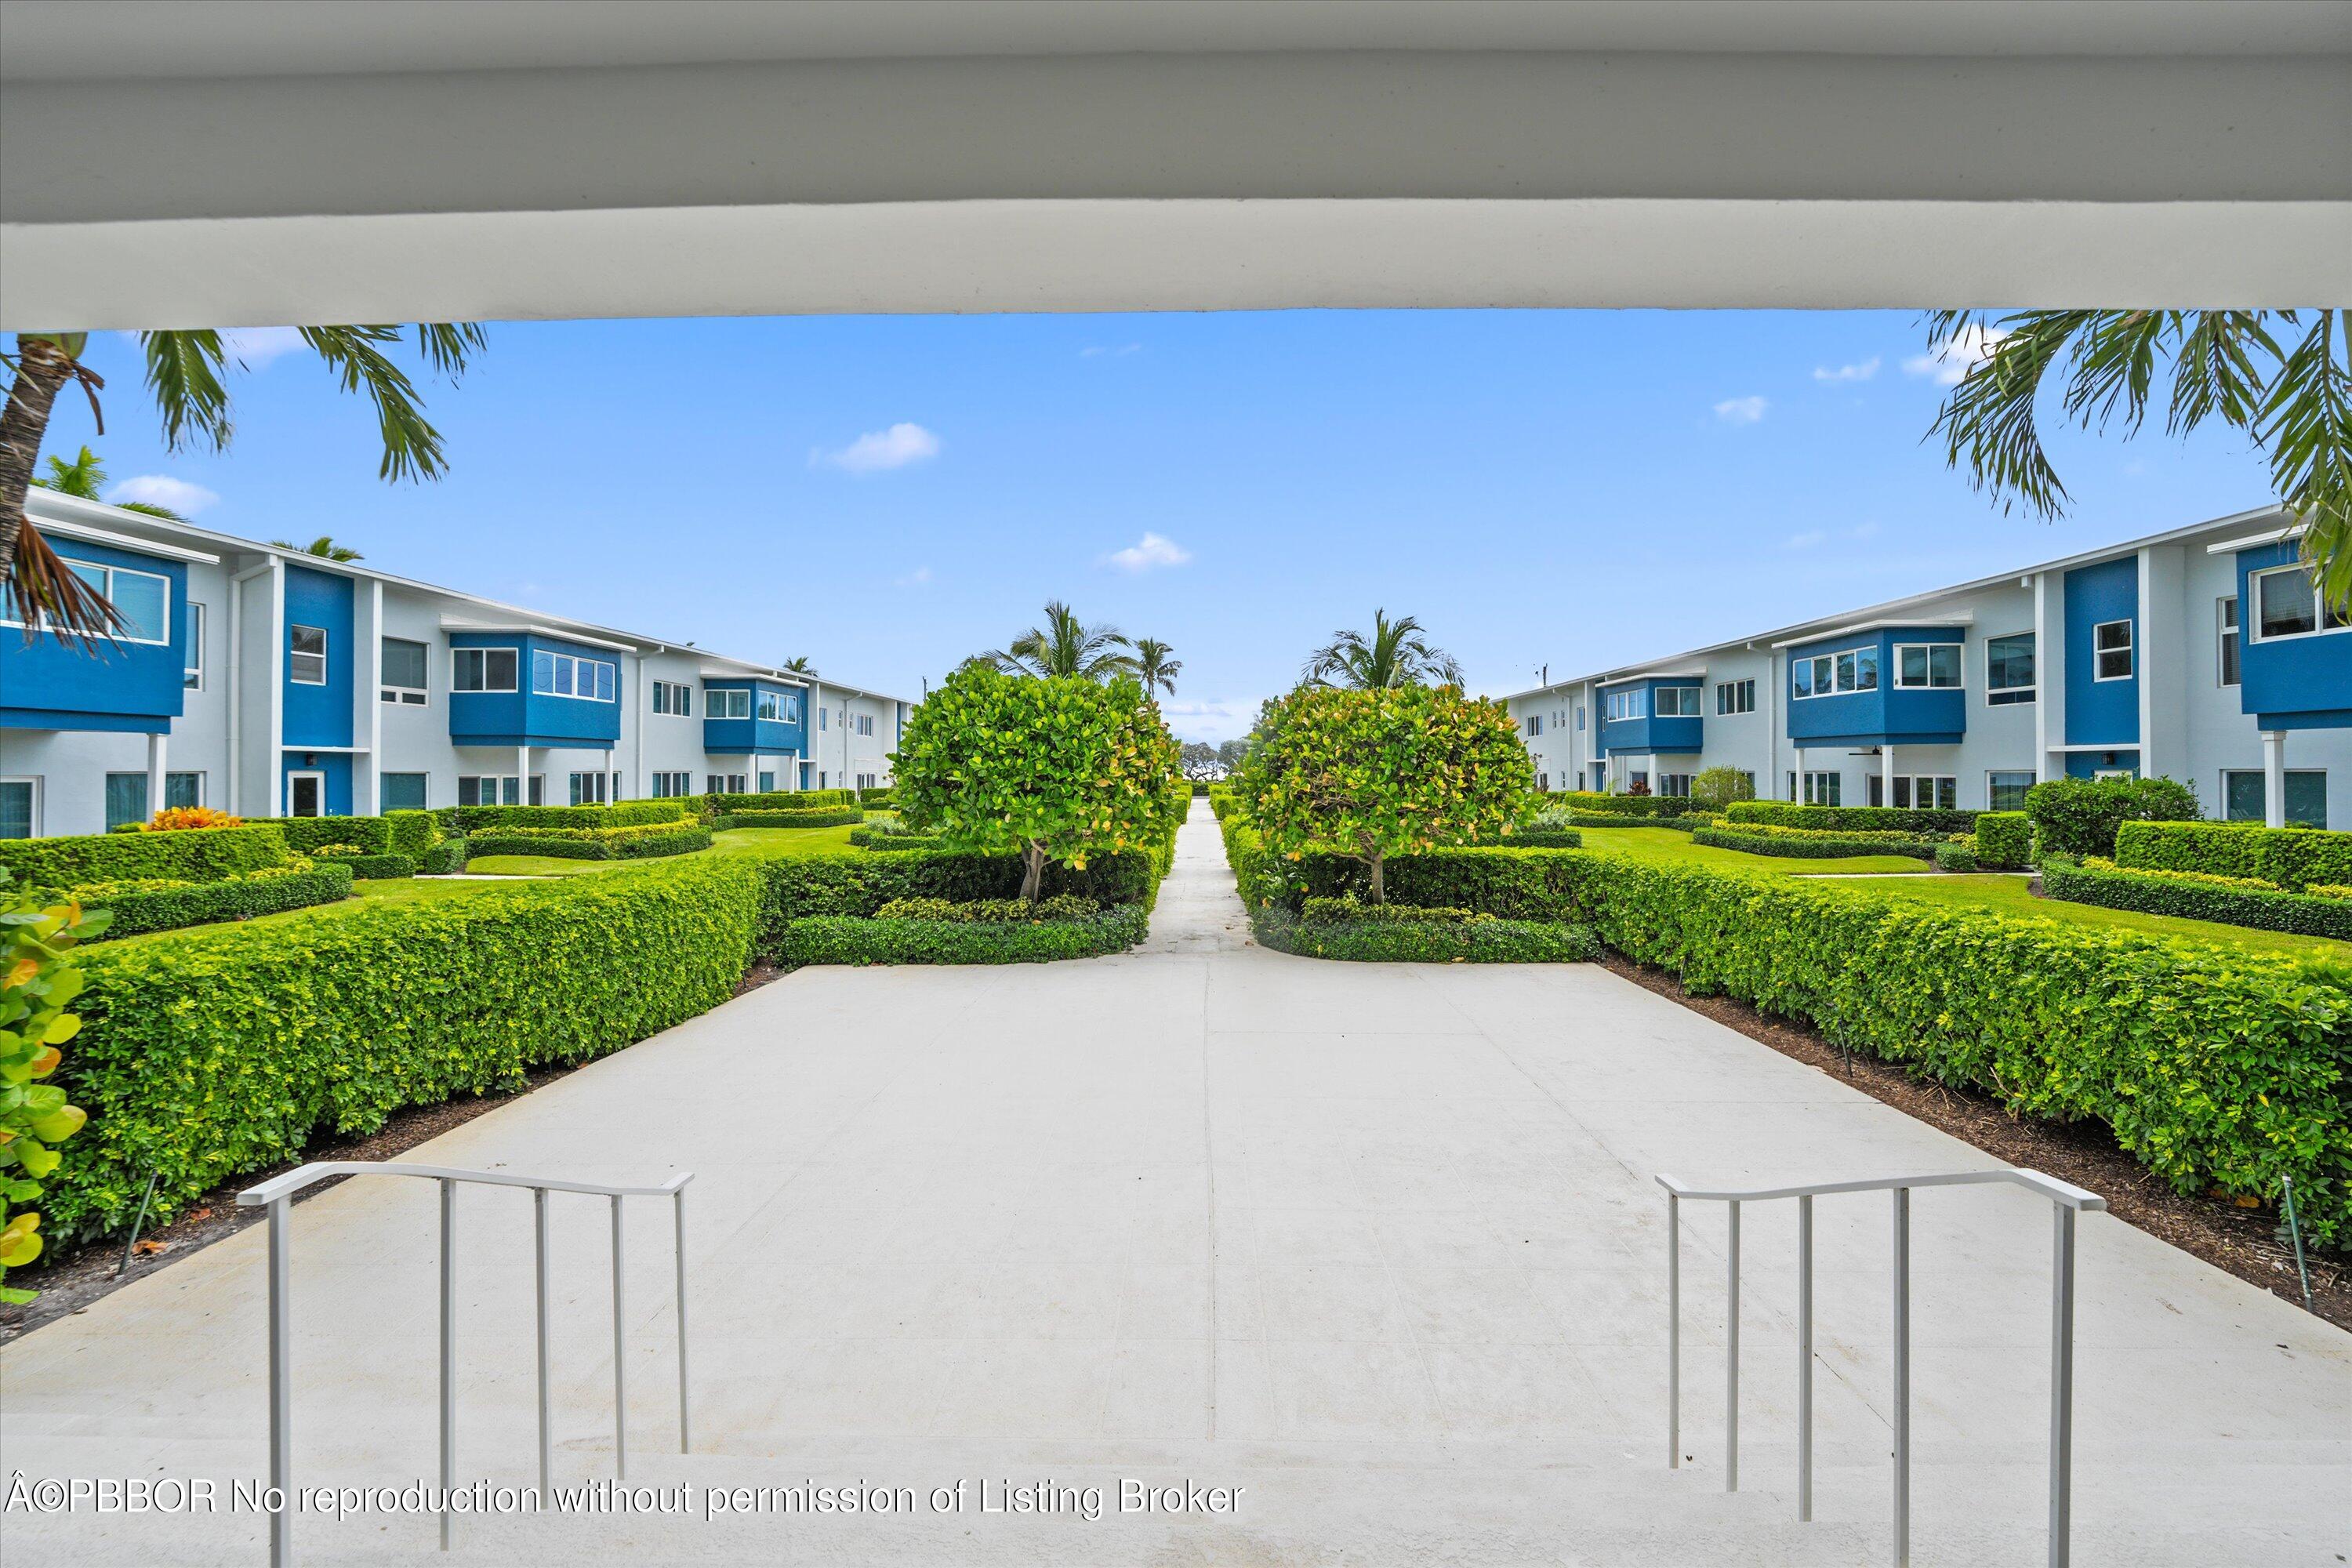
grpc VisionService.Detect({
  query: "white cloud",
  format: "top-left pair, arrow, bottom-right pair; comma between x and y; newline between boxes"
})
1904,325 -> 2009,387
1848,520 -> 1882,540
1783,529 -> 1828,550
811,422 -> 940,474
219,327 -> 308,368
1105,532 -> 1192,572
107,475 -> 220,515
1080,343 -> 1143,358
1813,357 -> 1880,383
1713,395 -> 1769,425
893,565 -> 933,588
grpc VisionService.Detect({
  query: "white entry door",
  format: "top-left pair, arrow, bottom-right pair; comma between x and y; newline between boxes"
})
287,771 -> 325,817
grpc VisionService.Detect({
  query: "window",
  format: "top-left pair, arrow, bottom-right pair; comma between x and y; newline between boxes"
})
569,771 -> 611,806
380,637 -> 429,704
1654,687 -> 1700,718
104,771 -> 148,830
5,557 -> 172,644
1985,632 -> 2035,706
1537,773 -> 1549,792
758,770 -> 777,793
1575,706 -> 1585,730
2092,619 -> 2133,681
705,773 -> 747,795
1657,773 -> 1693,798
757,689 -> 792,723
652,680 -> 693,716
1793,646 -> 1878,699
2223,769 -> 2327,828
452,648 -> 518,691
1603,688 -> 1646,722
856,771 -> 878,790
818,708 -> 828,730
2218,596 -> 2240,686
855,713 -> 877,737
1524,715 -> 1543,736
1893,644 -> 1962,689
1989,771 -> 2035,812
1890,775 -> 1957,811
1715,678 -> 1755,716
458,775 -> 523,807
289,623 -> 328,684
2252,565 -> 2347,641
184,602 -> 205,689
0,779 -> 36,840
650,771 -> 694,798
1803,770 -> 1842,806
381,772 -> 429,811
531,651 -> 616,702
165,771 -> 202,809
707,688 -> 751,720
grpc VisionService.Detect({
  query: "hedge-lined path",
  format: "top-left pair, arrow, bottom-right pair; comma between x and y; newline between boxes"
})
3,814 -> 2345,1565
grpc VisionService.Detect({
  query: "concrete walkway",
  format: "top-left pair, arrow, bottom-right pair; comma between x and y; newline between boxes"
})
4,812 -> 2346,1564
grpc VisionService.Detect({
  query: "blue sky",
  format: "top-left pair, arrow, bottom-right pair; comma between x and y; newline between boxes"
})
46,311 -> 2274,742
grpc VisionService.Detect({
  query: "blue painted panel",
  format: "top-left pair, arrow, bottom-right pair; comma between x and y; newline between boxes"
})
702,679 -> 806,756
281,565 -> 354,748
279,752 -> 354,815
2063,557 -> 2138,746
447,632 -> 622,747
2063,749 -> 2139,780
1784,627 -> 1965,746
2236,540 -> 2352,728
0,537 -> 188,733
1595,677 -> 1703,757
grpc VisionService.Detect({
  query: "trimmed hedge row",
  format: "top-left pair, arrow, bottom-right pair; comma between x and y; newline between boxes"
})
1693,826 -> 1940,861
707,789 -> 855,813
1501,828 -> 1586,848
270,811 -> 441,858
873,895 -> 1101,922
1257,904 -> 1599,963
311,848 -> 416,880
1559,791 -> 1701,818
436,800 -> 694,833
47,853 -> 764,1242
1726,801 -> 1978,835
76,862 -> 356,941
2043,856 -> 2352,941
730,805 -> 864,829
2116,820 -> 2352,891
750,848 -> 1162,960
858,786 -> 897,808
849,826 -> 944,851
465,822 -> 713,862
0,823 -> 291,886
1976,811 -> 2034,869
785,903 -> 1149,965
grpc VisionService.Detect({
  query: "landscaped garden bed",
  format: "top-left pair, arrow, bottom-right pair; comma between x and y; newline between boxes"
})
0,818 -> 358,938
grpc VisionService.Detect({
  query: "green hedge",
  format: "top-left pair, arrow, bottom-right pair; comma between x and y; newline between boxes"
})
874,895 -> 1100,922
848,826 -> 944,851
706,789 -> 855,813
858,786 -> 897,808
437,800 -> 693,833
1504,828 -> 1585,848
784,903 -> 1149,965
1561,791 -> 1705,819
1693,826 -> 1940,861
1975,811 -> 2034,869
1933,841 -> 1978,872
0,823 -> 291,886
2025,775 -> 2201,858
78,862 -> 355,940
463,822 -> 712,862
2042,857 -> 2352,942
1301,896 -> 1483,924
419,840 -> 466,875
729,805 -> 864,829
47,854 -> 762,1243
750,847 -> 1160,960
313,848 -> 416,880
1258,905 -> 1599,963
2115,820 -> 2352,891
1726,800 -> 1978,835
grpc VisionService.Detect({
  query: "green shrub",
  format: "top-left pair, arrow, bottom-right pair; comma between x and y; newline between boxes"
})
2042,857 -> 2352,942
748,846 -> 1161,960
858,786 -> 896,808
848,826 -> 945,852
1506,829 -> 1586,848
463,820 -> 711,862
874,895 -> 1100,922
2308,884 -> 2352,902
1258,905 -> 1599,963
0,869 -> 104,1304
707,789 -> 855,813
1726,801 -> 1978,836
271,816 -> 393,855
310,847 -> 416,880
74,862 -> 356,938
1693,825 -> 1940,861
1933,840 -> 1978,872
1689,767 -> 1758,811
785,903 -> 1149,965
729,805 -> 864,829
386,810 -> 440,857
2025,775 -> 2201,858
1301,896 -> 1486,925
1559,791 -> 1700,819
0,823 -> 291,886
1975,811 -> 2034,869
437,800 -> 693,833
418,840 -> 466,875
48,855 -> 762,1243
2114,820 -> 2352,891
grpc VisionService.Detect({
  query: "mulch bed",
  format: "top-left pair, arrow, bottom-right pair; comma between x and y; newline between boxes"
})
1599,953 -> 2350,1331
0,960 -> 788,1345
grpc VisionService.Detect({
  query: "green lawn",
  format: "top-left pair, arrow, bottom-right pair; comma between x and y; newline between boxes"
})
1873,873 -> 2352,963
1573,823 -> 1933,877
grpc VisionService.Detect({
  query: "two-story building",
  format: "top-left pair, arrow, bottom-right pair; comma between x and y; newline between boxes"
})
1508,505 -> 2352,829
0,492 -> 908,837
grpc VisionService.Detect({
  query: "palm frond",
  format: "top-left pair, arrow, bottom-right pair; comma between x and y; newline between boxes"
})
2263,311 -> 2352,612
5,517 -> 124,644
1926,310 -> 2089,520
297,325 -> 449,483
414,323 -> 488,379
140,330 -> 233,453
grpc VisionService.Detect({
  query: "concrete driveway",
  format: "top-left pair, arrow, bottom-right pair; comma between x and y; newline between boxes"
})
3,814 -> 2345,1564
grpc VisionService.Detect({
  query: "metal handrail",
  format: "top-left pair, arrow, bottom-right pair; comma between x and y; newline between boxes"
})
1657,1168 -> 2106,1568
235,1161 -> 695,1568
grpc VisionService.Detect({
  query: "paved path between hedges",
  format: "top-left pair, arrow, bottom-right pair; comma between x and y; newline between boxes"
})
5,813 -> 2346,1565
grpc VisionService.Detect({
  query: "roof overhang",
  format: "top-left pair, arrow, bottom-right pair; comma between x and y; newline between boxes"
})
27,493 -> 220,564
1772,615 -> 1973,650
438,617 -> 640,654
2206,523 -> 2309,554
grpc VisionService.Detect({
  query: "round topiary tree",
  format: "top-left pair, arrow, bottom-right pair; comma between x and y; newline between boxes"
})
892,666 -> 1184,904
1238,684 -> 1534,903
2024,775 -> 2201,858
1688,765 -> 1756,812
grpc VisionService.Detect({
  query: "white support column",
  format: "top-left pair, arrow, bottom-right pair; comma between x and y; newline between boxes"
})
604,747 -> 615,803
1882,745 -> 1896,810
146,731 -> 167,819
516,744 -> 529,807
361,579 -> 383,815
2263,730 -> 2288,828
1792,746 -> 1803,802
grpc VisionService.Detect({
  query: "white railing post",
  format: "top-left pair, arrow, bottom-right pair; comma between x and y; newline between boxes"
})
2048,1201 -> 2077,1568
438,1178 -> 456,1552
267,1196 -> 292,1568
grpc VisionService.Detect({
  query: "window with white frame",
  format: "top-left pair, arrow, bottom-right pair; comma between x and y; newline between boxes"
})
1656,773 -> 1693,797
818,707 -> 827,730
2251,564 -> 2348,641
1715,678 -> 1755,716
652,680 -> 693,716
1803,770 -> 1842,806
1893,643 -> 1962,689
4,557 -> 172,644
452,648 -> 518,691
380,772 -> 428,811
1525,714 -> 1543,736
1602,688 -> 1646,722
1792,645 -> 1878,698
0,778 -> 38,840
706,688 -> 751,720
649,771 -> 694,798
1988,771 -> 2035,812
2223,768 -> 2327,827
855,713 -> 877,737
380,637 -> 429,704
1985,632 -> 2035,706
531,649 -> 615,701
183,602 -> 205,689
165,771 -> 202,810
289,623 -> 328,684
568,771 -> 611,806
706,773 -> 748,795
1654,687 -> 1700,718
1891,775 -> 1958,811
2092,619 -> 2134,681
2218,596 -> 2240,686
757,689 -> 794,723
457,775 -> 522,807
856,771 -> 878,790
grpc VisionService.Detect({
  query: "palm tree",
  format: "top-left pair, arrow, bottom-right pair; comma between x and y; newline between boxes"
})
29,445 -> 187,521
1131,637 -> 1181,700
1303,608 -> 1463,688
780,655 -> 816,674
1924,309 -> 2350,605
985,600 -> 1138,681
270,535 -> 365,562
2,324 -> 484,638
